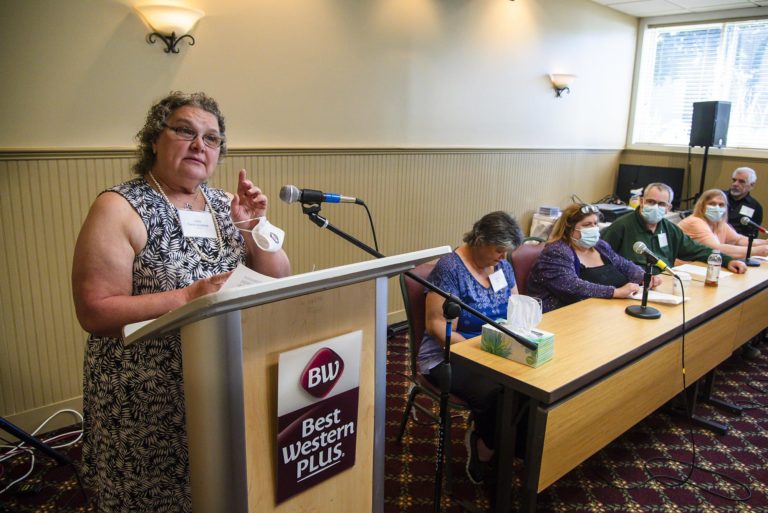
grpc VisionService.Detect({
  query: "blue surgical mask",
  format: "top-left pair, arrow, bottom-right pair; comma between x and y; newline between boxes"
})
642,205 -> 665,224
705,206 -> 725,222
575,226 -> 600,248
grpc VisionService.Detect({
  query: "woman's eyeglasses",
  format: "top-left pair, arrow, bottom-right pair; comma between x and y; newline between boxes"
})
579,204 -> 600,214
163,123 -> 225,149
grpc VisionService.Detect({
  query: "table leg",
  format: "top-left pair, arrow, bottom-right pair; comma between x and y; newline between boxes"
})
520,401 -> 545,513
494,387 -> 516,513
686,382 -> 729,435
699,369 -> 743,415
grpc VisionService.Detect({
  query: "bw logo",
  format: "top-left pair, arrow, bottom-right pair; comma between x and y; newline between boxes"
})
300,348 -> 344,398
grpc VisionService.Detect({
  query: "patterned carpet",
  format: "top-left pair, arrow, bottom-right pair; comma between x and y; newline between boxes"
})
1,334 -> 767,513
384,333 -> 768,513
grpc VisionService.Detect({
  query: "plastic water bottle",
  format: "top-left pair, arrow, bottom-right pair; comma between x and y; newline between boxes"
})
705,250 -> 722,287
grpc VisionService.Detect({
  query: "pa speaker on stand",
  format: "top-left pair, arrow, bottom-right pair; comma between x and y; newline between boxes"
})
689,101 -> 730,201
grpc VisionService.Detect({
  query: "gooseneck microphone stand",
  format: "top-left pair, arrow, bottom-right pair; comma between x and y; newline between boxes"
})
743,231 -> 760,267
625,261 -> 661,319
433,299 -> 461,513
298,201 -> 537,512
300,202 -> 539,350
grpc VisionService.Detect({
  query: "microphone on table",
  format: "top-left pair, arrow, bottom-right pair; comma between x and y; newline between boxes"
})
740,217 -> 764,267
740,216 -> 767,234
632,241 -> 674,275
626,241 -> 663,320
279,185 -> 362,205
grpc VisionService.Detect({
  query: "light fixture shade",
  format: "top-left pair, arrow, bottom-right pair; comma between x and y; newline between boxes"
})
136,5 -> 204,35
549,74 -> 576,89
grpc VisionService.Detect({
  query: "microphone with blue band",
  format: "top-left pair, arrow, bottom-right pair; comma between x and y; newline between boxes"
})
279,185 -> 362,205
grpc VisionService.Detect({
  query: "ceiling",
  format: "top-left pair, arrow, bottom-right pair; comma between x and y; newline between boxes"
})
590,0 -> 768,17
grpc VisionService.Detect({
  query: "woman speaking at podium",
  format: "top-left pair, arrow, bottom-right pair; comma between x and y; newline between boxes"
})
72,92 -> 290,512
527,204 -> 660,312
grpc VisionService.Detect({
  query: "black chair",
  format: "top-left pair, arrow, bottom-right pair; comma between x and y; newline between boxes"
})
397,261 -> 471,488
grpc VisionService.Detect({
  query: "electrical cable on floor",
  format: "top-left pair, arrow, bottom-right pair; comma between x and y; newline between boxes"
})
0,409 -> 85,499
592,275 -> 752,502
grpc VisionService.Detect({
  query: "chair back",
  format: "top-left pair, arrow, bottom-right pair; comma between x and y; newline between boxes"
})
510,242 -> 545,295
399,261 -> 437,376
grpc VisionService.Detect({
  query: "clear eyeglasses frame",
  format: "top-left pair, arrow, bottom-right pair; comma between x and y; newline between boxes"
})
163,123 -> 225,149
643,199 -> 671,209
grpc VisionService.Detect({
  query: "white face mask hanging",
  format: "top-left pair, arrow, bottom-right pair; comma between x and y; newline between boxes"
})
250,217 -> 285,252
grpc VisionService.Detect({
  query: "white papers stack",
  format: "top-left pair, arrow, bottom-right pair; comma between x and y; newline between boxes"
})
672,264 -> 732,282
630,289 -> 689,305
220,263 -> 277,290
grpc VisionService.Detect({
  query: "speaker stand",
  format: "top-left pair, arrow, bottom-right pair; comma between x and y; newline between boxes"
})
697,144 -> 710,200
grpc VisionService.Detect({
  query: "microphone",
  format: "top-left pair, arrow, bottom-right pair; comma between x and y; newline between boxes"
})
632,241 -> 671,273
279,185 -> 361,205
740,216 -> 767,234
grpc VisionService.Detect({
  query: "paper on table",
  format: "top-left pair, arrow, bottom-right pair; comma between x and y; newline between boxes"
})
630,289 -> 689,305
220,263 -> 277,291
672,263 -> 732,282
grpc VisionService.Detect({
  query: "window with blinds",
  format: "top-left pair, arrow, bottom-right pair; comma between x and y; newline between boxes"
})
632,18 -> 768,150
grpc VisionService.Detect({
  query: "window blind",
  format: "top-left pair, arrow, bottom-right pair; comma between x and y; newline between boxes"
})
633,19 -> 768,150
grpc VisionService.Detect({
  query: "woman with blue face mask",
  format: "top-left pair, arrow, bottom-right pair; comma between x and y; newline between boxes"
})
527,203 -> 661,312
678,189 -> 768,259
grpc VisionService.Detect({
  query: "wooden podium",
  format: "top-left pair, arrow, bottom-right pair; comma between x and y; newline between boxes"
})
125,247 -> 449,513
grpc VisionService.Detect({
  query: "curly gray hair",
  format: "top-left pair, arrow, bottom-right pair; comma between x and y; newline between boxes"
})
133,91 -> 227,175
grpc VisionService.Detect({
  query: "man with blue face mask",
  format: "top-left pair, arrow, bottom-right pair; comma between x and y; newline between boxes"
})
601,183 -> 748,275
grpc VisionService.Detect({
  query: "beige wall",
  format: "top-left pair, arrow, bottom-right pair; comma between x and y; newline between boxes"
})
0,0 -> 642,428
0,0 -> 636,149
621,150 -> 768,210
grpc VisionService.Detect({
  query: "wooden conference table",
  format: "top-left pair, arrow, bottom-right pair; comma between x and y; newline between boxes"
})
451,262 -> 768,513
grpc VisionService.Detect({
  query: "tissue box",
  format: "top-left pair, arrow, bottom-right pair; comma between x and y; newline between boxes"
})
480,322 -> 555,367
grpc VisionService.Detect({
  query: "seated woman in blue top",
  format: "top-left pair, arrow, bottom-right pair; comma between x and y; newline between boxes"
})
527,203 -> 661,313
418,211 -> 522,484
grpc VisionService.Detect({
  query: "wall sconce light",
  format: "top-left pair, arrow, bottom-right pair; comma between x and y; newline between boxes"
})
136,5 -> 205,54
549,74 -> 576,97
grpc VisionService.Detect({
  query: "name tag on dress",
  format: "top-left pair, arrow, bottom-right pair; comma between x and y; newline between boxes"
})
739,205 -> 755,218
657,232 -> 668,248
489,268 -> 508,292
178,210 -> 217,239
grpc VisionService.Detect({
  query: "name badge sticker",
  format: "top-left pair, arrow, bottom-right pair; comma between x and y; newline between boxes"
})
178,210 -> 217,239
489,268 -> 508,292
658,232 -> 668,248
739,205 -> 755,218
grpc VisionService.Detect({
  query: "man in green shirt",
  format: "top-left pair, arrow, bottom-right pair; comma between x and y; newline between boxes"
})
602,182 -> 747,274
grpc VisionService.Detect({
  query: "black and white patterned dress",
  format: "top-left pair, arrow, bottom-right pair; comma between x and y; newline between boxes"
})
81,178 -> 246,513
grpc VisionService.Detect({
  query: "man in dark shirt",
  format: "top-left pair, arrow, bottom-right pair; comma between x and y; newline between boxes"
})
601,182 -> 747,273
725,167 -> 763,237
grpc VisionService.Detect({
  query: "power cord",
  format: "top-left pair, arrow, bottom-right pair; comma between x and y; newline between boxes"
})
592,275 -> 752,502
359,200 -> 379,252
0,409 -> 85,500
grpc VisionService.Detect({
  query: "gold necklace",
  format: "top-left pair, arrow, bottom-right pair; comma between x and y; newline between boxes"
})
147,172 -> 223,263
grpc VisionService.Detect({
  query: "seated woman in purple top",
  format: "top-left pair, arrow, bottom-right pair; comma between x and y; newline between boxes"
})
417,211 -> 522,485
527,204 -> 661,313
